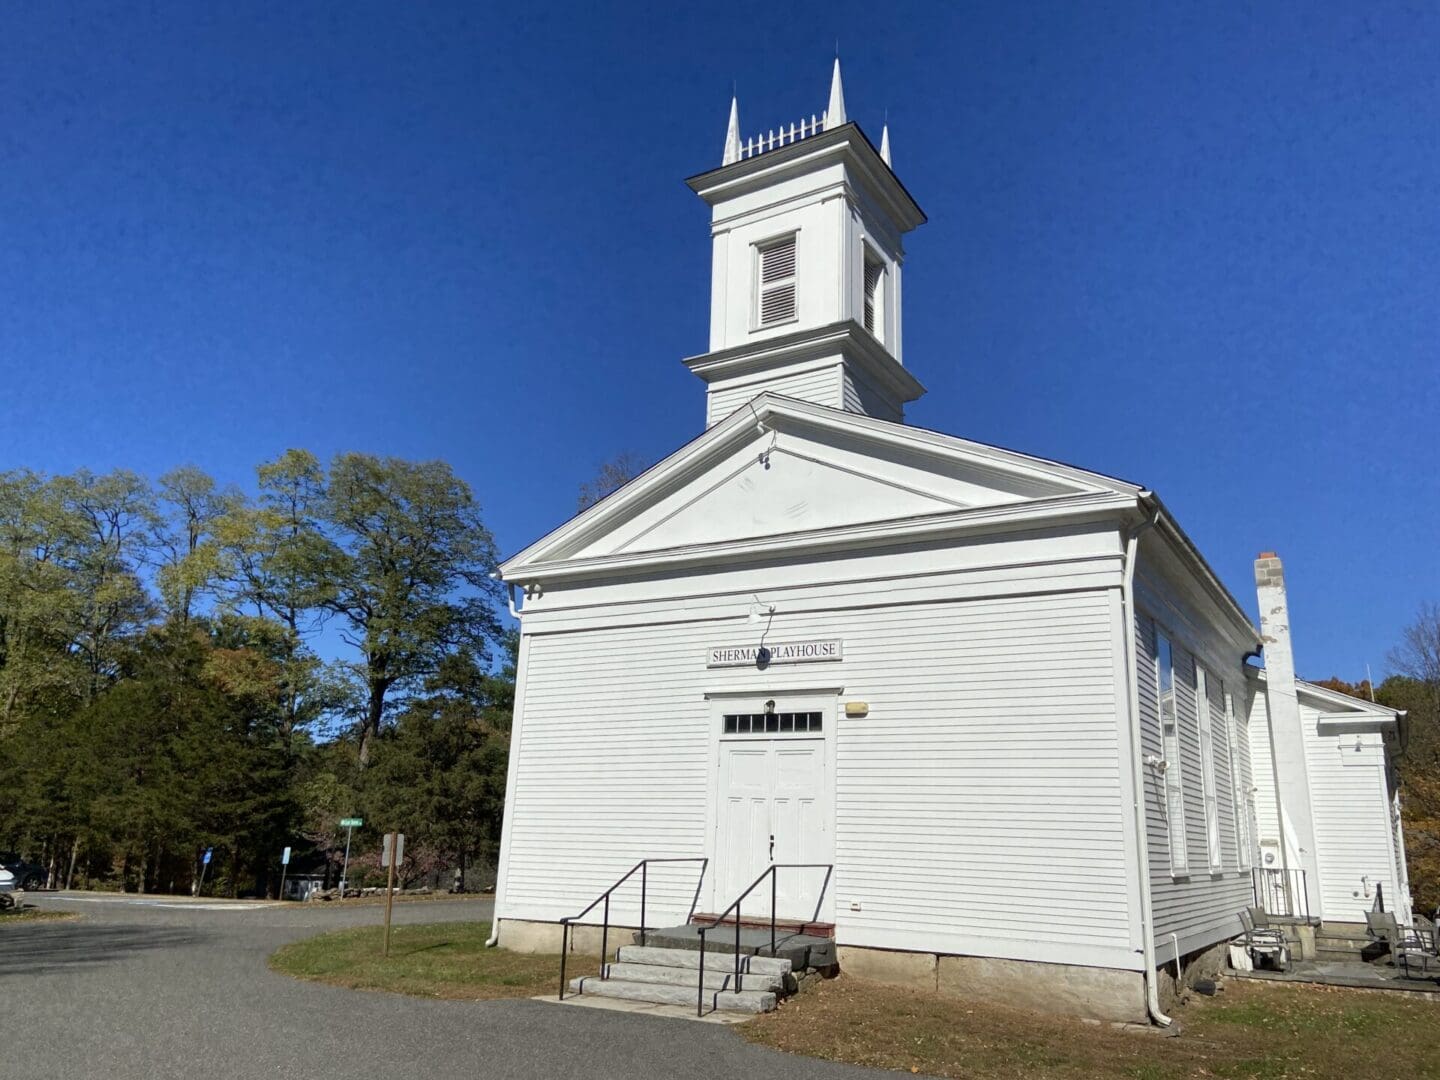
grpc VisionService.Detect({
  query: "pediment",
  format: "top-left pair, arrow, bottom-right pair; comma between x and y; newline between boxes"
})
502,395 -> 1138,574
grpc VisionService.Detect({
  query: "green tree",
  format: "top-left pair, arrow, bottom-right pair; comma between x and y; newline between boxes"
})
155,466 -> 240,624
316,454 -> 502,764
363,644 -> 513,890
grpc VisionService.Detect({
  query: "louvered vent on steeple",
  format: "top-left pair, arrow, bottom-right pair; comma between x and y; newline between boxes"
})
863,257 -> 882,336
758,236 -> 797,326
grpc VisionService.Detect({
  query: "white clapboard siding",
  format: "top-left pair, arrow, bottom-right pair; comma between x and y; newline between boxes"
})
502,584 -> 1135,970
1305,711 -> 1398,923
842,368 -> 902,423
1247,686 -> 1280,854
1134,587 -> 1253,960
706,364 -> 842,426
1235,685 -> 1257,869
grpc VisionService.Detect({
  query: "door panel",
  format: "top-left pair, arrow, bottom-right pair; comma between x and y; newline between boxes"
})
772,743 -> 826,916
718,746 -> 773,912
716,738 -> 829,920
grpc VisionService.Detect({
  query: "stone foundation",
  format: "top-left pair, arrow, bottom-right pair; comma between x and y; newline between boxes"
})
496,918 -> 642,956
1155,939 -> 1231,1011
835,945 -> 1148,1023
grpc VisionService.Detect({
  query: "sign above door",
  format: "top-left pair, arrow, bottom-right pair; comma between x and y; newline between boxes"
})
707,639 -> 843,669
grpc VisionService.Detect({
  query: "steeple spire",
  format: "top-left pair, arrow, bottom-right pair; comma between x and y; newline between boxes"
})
823,58 -> 847,129
880,123 -> 891,166
722,96 -> 741,165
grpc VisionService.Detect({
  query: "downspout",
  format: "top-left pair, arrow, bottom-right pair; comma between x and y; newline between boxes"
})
486,577 -> 524,948
1121,505 -> 1171,1027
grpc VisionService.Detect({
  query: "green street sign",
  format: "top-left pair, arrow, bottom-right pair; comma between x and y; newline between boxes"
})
340,817 -> 363,828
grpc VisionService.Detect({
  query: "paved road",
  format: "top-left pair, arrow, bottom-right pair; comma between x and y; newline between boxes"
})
2,892 -> 889,1080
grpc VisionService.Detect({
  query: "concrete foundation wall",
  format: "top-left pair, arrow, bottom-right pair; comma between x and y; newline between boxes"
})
836,945 -> 1148,1023
497,918 -> 638,956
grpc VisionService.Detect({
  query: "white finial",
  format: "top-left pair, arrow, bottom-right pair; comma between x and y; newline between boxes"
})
824,57 -> 847,130
880,123 -> 891,166
723,96 -> 741,165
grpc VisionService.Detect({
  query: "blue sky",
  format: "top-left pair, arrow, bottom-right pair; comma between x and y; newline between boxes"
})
1,2 -> 1435,681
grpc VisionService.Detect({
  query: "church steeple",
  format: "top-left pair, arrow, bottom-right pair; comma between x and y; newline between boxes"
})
685,61 -> 927,428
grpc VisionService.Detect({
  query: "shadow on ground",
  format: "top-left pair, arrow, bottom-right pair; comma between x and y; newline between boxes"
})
0,922 -> 204,977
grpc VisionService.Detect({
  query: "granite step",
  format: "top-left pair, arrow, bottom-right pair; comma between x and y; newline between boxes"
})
640,924 -> 835,970
617,945 -> 792,977
602,961 -> 782,993
566,976 -> 777,1013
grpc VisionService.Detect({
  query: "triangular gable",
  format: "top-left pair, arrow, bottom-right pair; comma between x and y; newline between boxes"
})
501,394 -> 1140,576
1297,679 -> 1401,728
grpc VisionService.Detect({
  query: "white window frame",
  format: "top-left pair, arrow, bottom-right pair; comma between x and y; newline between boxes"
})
1224,689 -> 1252,870
1155,628 -> 1188,874
1196,666 -> 1222,871
754,233 -> 798,329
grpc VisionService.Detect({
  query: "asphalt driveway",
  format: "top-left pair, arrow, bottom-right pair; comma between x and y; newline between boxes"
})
1,892 -> 890,1080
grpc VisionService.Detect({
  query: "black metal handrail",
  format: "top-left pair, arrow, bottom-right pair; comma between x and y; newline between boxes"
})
557,857 -> 707,1001
694,863 -> 832,1016
1252,866 -> 1310,921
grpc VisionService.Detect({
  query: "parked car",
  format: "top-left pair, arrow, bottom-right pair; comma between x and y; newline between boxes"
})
0,866 -> 20,910
0,854 -> 45,891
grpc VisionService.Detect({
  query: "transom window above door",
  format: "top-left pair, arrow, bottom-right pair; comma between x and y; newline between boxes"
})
723,711 -> 822,735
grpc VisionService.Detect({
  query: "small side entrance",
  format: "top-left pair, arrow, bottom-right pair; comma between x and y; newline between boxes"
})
709,696 -> 835,923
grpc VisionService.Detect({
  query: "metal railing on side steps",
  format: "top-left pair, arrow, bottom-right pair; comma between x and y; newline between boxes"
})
1252,866 -> 1311,921
557,857 -> 708,1001
694,863 -> 832,1017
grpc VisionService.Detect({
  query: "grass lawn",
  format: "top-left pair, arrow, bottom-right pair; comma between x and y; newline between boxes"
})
743,975 -> 1440,1079
268,921 -> 562,1000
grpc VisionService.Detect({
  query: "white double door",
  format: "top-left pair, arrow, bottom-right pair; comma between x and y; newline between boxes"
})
714,737 -> 832,922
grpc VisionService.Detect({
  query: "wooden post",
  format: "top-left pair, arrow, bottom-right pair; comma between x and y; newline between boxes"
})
383,837 -> 397,957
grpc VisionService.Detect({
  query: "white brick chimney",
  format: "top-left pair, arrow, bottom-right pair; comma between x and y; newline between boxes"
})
1255,552 -> 1321,915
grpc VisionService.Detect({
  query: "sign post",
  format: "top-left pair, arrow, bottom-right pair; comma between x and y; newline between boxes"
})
381,831 -> 404,957
195,847 -> 213,896
279,845 -> 291,901
338,818 -> 362,894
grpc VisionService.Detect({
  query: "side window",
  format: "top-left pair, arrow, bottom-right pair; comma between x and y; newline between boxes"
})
1156,630 -> 1188,873
1224,690 -> 1253,870
1196,666 -> 1222,870
757,235 -> 797,327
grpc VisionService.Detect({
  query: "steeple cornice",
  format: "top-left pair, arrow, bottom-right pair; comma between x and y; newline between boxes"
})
683,319 -> 926,407
687,122 -> 925,233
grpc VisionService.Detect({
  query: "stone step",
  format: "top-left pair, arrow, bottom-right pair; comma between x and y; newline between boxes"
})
1316,937 -> 1371,951
640,925 -> 834,970
567,976 -> 776,1013
602,961 -> 783,993
617,944 -> 792,977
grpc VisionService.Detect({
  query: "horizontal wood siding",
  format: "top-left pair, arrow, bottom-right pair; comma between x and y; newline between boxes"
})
1135,572 -> 1254,960
706,364 -> 841,426
1305,711 -> 1398,922
842,369 -> 902,422
501,580 -> 1135,968
1247,687 -> 1280,852
503,622 -> 711,926
834,589 -> 1130,967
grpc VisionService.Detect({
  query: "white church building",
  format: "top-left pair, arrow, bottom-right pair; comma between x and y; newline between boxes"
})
489,63 -> 1411,1023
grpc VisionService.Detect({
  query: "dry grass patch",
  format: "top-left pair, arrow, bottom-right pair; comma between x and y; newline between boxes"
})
742,974 -> 1440,1079
0,907 -> 78,925
268,921 -> 561,1000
